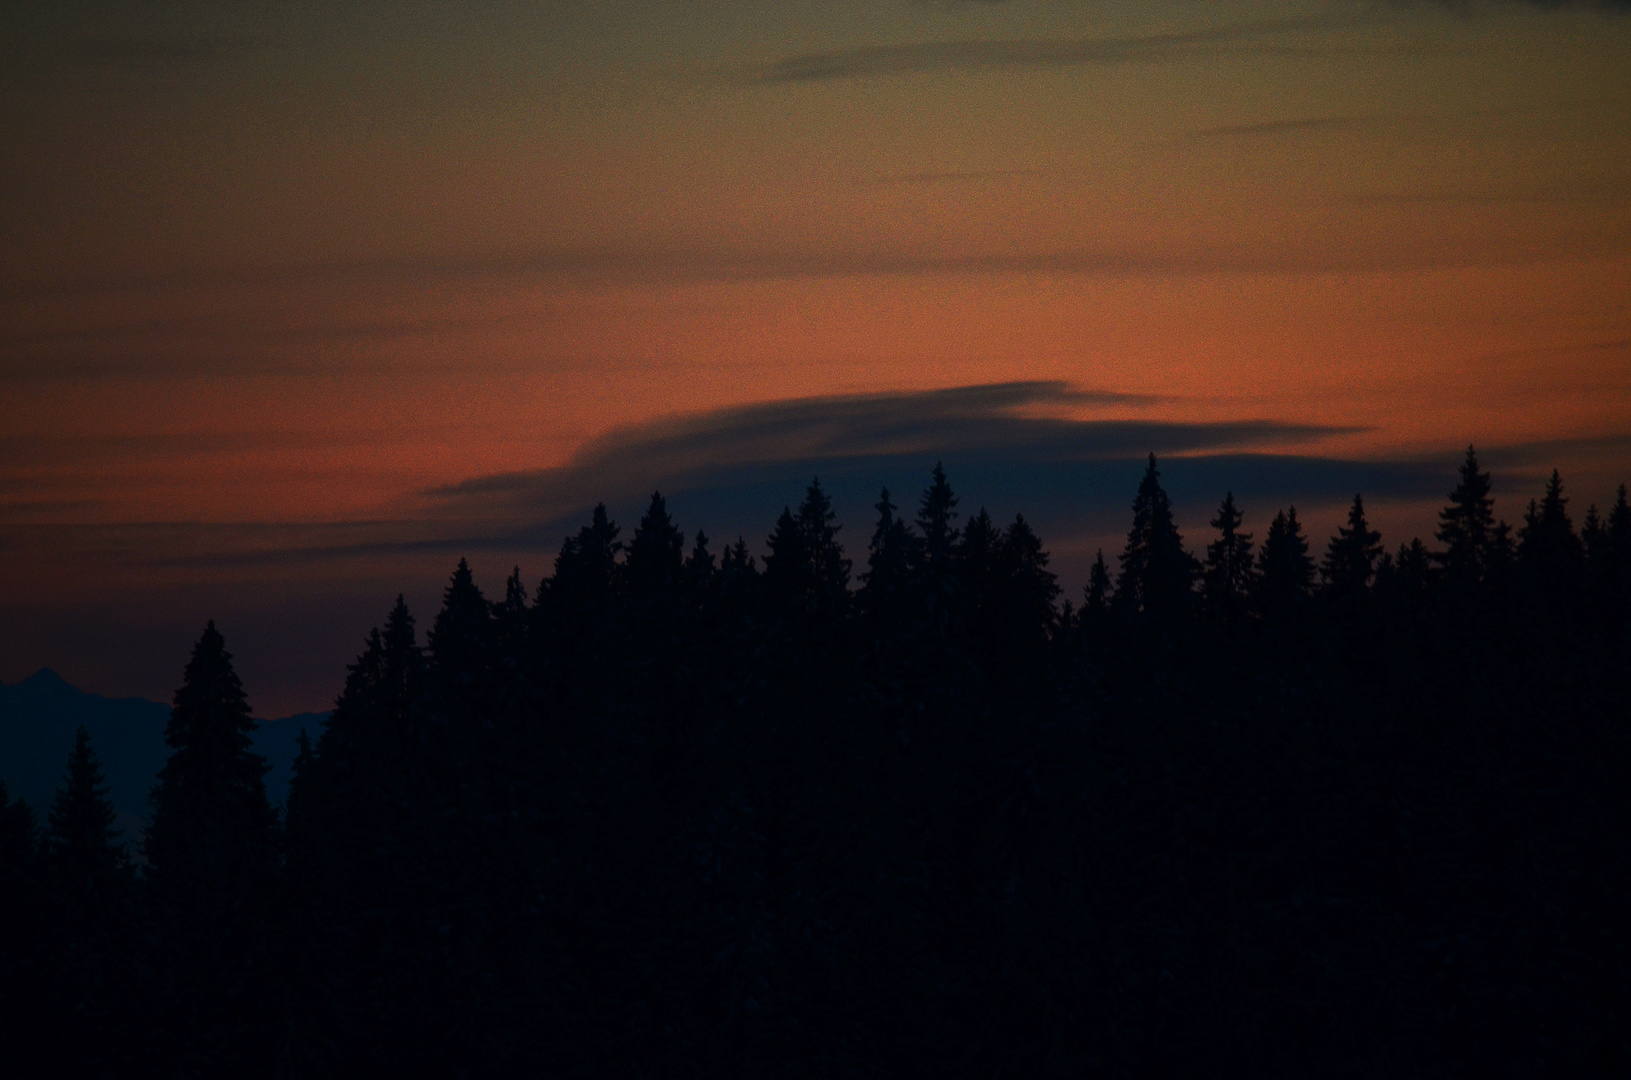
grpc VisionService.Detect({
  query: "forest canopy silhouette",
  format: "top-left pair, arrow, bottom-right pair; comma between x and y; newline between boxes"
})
2,448 -> 1628,1076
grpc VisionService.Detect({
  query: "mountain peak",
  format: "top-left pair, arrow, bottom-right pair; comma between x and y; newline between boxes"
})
18,667 -> 74,691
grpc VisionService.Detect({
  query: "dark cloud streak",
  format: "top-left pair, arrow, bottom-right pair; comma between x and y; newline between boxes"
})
1190,116 -> 1381,138
753,19 -> 1377,84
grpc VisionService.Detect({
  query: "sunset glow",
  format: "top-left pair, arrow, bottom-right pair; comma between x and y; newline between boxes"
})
4,0 -> 1628,713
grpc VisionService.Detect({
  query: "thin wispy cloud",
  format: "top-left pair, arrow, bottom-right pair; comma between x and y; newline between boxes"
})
15,229 -> 1621,317
855,168 -> 1046,187
752,19 -> 1373,84
1190,116 -> 1381,138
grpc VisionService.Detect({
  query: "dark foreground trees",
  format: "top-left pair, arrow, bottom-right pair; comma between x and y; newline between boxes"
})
4,457 -> 1630,1077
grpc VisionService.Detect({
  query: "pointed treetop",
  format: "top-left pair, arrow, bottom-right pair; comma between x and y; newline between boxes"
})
1436,445 -> 1497,582
627,490 -> 686,590
800,477 -> 851,598
862,486 -> 915,602
1322,493 -> 1383,600
147,622 -> 273,886
1115,454 -> 1195,614
916,461 -> 960,563
1203,491 -> 1255,615
1518,467 -> 1583,578
1255,506 -> 1315,613
502,566 -> 527,612
687,529 -> 715,575
429,558 -> 492,678
48,726 -> 127,883
169,620 -> 253,749
1085,549 -> 1112,611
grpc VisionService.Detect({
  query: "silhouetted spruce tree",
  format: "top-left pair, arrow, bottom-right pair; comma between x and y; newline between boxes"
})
999,513 -> 1059,648
545,503 -> 623,616
957,508 -> 1005,639
765,478 -> 850,619
686,530 -> 717,593
1321,494 -> 1383,604
492,566 -> 532,710
282,599 -> 426,1071
146,621 -> 275,896
495,565 -> 529,653
1253,507 -> 1314,618
800,476 -> 852,616
342,595 -> 428,755
917,462 -> 959,566
1435,445 -> 1497,585
860,488 -> 917,627
46,727 -> 127,891
1394,538 -> 1433,595
1518,469 -> 1583,594
1115,454 -> 1196,616
145,622 -> 277,1070
282,729 -> 316,840
426,558 -> 493,711
764,505 -> 813,604
915,462 -> 962,636
536,505 -> 623,716
40,728 -> 138,1077
1203,492 -> 1254,621
626,490 -> 686,596
1582,502 -> 1607,567
717,536 -> 760,619
1084,549 -> 1112,614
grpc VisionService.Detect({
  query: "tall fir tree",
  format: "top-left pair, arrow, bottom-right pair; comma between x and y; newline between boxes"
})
798,477 -> 851,615
427,558 -> 493,701
765,479 -> 851,618
916,462 -> 960,567
860,487 -> 916,623
1115,454 -> 1196,615
1254,507 -> 1315,616
1203,492 -> 1254,620
957,507 -> 1005,625
626,491 -> 686,596
145,621 -> 275,895
686,530 -> 717,594
1435,445 -> 1497,584
1517,469 -> 1583,589
493,566 -> 531,693
764,505 -> 813,606
1084,549 -> 1112,614
912,464 -> 964,637
548,504 -> 623,612
1000,513 -> 1059,645
46,727 -> 127,890
1321,493 -> 1383,602
1582,503 -> 1607,568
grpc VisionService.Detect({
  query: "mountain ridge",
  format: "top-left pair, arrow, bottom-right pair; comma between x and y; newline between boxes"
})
0,667 -> 325,841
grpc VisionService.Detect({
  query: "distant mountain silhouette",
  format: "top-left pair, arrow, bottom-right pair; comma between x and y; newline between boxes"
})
0,668 -> 320,837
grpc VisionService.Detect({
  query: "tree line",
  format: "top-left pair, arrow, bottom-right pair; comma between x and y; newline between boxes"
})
2,448 -> 1628,1077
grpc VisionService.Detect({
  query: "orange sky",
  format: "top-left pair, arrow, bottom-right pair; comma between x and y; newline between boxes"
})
3,0 -> 1628,712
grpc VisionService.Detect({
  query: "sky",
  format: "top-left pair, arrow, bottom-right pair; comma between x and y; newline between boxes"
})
2,0 -> 1628,715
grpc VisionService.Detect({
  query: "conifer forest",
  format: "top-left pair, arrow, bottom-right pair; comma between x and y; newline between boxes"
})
3,449 -> 1628,1077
